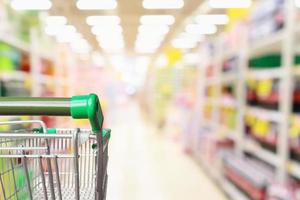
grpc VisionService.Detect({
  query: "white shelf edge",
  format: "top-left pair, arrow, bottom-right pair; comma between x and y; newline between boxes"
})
197,155 -> 250,200
247,68 -> 285,80
288,160 -> 300,179
0,34 -> 30,52
246,106 -> 282,122
244,138 -> 280,167
0,71 -> 30,81
249,30 -> 284,56
221,73 -> 238,84
222,179 -> 250,200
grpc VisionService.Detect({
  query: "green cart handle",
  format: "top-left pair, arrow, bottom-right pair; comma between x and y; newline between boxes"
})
0,93 -> 103,132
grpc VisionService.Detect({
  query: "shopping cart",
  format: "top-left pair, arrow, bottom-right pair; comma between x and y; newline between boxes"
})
0,94 -> 110,200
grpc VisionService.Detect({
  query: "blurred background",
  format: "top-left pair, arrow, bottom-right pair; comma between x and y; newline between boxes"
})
2,0 -> 300,199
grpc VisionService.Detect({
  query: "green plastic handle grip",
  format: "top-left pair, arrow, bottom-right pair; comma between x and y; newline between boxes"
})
0,93 -> 104,132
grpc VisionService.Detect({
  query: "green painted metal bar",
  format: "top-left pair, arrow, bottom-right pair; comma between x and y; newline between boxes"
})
0,97 -> 71,116
0,94 -> 104,132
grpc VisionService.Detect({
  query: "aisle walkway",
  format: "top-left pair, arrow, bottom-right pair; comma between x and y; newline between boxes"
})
106,101 -> 228,200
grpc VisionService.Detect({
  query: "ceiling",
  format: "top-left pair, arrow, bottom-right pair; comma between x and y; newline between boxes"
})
49,0 -> 204,56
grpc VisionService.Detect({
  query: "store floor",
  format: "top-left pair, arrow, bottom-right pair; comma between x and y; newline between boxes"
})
105,100 -> 228,200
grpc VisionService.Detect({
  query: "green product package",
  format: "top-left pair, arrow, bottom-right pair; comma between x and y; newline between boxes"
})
249,54 -> 300,68
0,42 -> 20,71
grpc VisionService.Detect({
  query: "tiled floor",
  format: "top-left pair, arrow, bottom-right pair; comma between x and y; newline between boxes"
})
106,102 -> 228,200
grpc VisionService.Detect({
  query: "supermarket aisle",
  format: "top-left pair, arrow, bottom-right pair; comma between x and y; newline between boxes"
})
106,100 -> 228,200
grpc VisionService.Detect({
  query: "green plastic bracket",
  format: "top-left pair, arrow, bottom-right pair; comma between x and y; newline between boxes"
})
92,129 -> 111,149
33,128 -> 57,134
70,94 -> 104,133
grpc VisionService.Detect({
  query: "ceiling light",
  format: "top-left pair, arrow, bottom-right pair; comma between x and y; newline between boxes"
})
97,36 -> 123,43
184,53 -> 199,65
296,0 -> 300,7
136,35 -> 164,42
11,0 -> 52,10
143,0 -> 184,9
101,44 -> 125,50
135,43 -> 160,50
77,0 -> 117,10
71,40 -> 91,54
86,16 -> 120,26
137,33 -> 165,40
45,26 -> 61,36
56,32 -> 82,43
172,38 -> 197,49
178,32 -> 204,42
140,15 -> 175,25
196,14 -> 229,25
45,25 -> 76,36
91,25 -> 122,35
92,52 -> 105,67
155,55 -> 168,67
46,16 -> 67,26
185,24 -> 217,35
135,48 -> 157,54
138,25 -> 169,35
209,0 -> 252,8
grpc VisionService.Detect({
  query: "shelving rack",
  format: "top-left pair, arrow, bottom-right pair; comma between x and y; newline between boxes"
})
192,0 -> 300,199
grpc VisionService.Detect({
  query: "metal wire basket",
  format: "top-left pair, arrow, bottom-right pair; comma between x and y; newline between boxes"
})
0,94 -> 110,200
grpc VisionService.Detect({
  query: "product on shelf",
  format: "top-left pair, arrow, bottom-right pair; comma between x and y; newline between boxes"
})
0,80 -> 30,96
249,54 -> 281,69
223,154 -> 275,200
289,115 -> 300,161
267,181 -> 300,200
245,113 -> 278,152
220,85 -> 237,130
222,56 -> 239,73
40,58 -> 55,75
247,79 -> 259,106
0,42 -> 21,71
257,79 -> 279,110
293,79 -> 300,113
249,54 -> 300,69
249,0 -> 284,42
246,79 -> 279,110
203,102 -> 214,120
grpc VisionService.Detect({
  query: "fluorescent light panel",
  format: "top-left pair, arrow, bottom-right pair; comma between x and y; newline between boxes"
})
140,15 -> 175,25
178,32 -> 204,42
46,25 -> 76,36
172,38 -> 197,49
11,0 -> 52,10
138,25 -> 169,35
86,16 -> 120,26
185,24 -> 217,35
91,25 -> 123,35
77,0 -> 117,10
196,14 -> 229,25
143,0 -> 184,9
46,16 -> 67,26
209,0 -> 252,8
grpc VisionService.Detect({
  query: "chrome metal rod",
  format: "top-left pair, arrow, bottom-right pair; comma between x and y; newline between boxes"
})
73,129 -> 80,200
38,157 -> 48,200
46,156 -> 56,200
22,156 -> 33,200
0,170 -> 7,200
0,155 -> 75,158
54,156 -> 63,200
0,97 -> 71,116
10,158 -> 19,200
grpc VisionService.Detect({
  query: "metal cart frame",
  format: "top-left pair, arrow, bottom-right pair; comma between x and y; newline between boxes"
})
0,94 -> 110,200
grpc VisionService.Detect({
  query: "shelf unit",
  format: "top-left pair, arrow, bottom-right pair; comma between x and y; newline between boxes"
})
190,0 -> 300,199
0,26 -> 78,127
